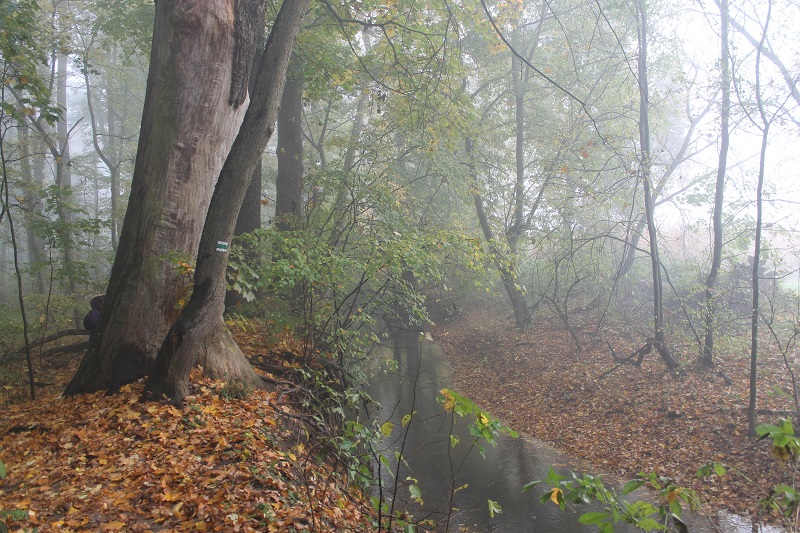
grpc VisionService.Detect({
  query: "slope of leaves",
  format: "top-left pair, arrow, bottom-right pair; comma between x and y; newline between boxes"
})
434,308 -> 793,523
0,332 -> 373,532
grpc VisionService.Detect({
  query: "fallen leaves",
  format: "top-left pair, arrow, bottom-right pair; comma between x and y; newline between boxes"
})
436,309 -> 793,522
0,378 -> 372,532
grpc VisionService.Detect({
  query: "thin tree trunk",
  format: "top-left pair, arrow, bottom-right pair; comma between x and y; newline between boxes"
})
107,63 -> 120,251
143,0 -> 310,403
748,1 -> 773,436
700,0 -> 730,368
508,52 -> 525,254
748,126 -> 768,435
636,0 -> 678,370
18,109 -> 47,294
56,51 -> 81,326
84,44 -> 123,253
467,137 -> 530,327
226,44 -> 264,310
275,74 -> 304,231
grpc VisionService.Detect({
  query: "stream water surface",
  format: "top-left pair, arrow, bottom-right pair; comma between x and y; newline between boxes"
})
364,330 -> 778,533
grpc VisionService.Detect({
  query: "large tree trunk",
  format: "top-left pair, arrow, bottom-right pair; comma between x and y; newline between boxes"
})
143,0 -> 309,403
700,0 -> 731,368
65,0 -> 256,395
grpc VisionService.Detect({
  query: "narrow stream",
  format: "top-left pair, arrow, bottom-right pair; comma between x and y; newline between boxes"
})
364,331 -> 777,532
365,330 -> 642,532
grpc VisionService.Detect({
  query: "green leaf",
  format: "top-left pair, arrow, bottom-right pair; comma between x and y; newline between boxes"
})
773,483 -> 798,496
0,460 -> 5,479
380,421 -> 394,438
636,517 -> 662,530
669,499 -> 683,517
756,423 -> 781,437
578,511 -> 608,525
401,412 -> 414,427
379,454 -> 392,474
409,483 -> 423,504
488,499 -> 502,518
522,480 -> 541,492
622,479 -> 644,494
450,434 -> 459,448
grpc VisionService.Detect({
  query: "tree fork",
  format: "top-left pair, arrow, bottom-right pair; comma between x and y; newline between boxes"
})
143,0 -> 310,403
65,0 -> 258,396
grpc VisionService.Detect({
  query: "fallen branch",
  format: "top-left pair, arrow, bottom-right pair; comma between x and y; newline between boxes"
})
2,329 -> 89,365
717,369 -> 733,387
595,364 -> 623,380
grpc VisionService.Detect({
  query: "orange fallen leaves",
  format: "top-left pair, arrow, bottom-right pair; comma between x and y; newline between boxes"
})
437,309 -> 793,521
0,379 -> 372,532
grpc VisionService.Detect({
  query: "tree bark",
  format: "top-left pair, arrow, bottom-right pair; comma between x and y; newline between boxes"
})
275,74 -> 304,231
65,0 -> 255,395
700,0 -> 730,368
226,43 -> 265,310
143,0 -> 310,403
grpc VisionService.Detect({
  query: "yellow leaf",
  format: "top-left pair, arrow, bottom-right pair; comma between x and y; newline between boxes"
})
288,453 -> 297,461
550,488 -> 562,505
441,389 -> 455,412
560,164 -> 569,174
102,522 -> 126,531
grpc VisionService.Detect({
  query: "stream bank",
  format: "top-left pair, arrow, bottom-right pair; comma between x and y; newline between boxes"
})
432,309 -> 791,528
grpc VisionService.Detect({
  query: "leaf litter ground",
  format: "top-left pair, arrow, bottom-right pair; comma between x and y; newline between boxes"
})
434,309 -> 793,526
1,312 -> 795,531
0,328 -> 373,532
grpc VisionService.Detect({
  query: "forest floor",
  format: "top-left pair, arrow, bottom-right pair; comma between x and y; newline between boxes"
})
433,307 -> 797,528
1,310 -> 797,532
0,325 -> 375,532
